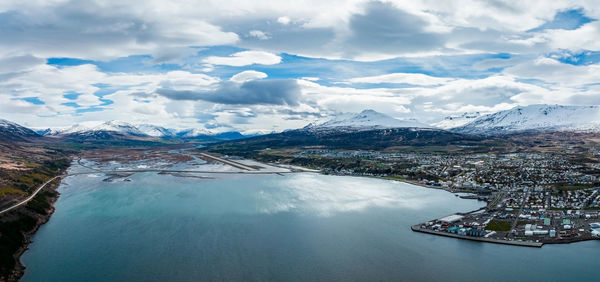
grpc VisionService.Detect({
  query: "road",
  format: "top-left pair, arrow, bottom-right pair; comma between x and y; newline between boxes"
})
0,175 -> 64,215
509,191 -> 529,237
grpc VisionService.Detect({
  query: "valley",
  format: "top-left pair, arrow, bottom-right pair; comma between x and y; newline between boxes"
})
2,104 -> 600,280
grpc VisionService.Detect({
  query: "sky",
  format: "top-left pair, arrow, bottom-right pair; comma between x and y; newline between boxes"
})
1,0 -> 599,133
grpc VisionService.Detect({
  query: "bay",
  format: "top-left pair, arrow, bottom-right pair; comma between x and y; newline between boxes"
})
21,166 -> 600,281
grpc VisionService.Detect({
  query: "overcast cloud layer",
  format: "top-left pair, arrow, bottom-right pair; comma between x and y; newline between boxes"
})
1,0 -> 599,133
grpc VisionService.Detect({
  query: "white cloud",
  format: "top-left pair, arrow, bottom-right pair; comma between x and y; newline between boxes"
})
248,30 -> 270,40
277,16 -> 291,25
1,0 -> 599,131
203,51 -> 282,66
230,70 -> 268,83
503,57 -> 600,86
538,19 -> 600,51
348,73 -> 454,85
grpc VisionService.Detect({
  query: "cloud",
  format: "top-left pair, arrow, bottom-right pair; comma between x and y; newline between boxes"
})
203,51 -> 281,66
0,55 -> 45,74
503,57 -> 600,86
0,0 -> 598,62
0,1 -> 239,60
277,16 -> 291,25
248,30 -> 270,40
344,2 -> 446,56
156,79 -> 300,105
1,0 -> 600,132
348,73 -> 454,86
218,18 -> 336,59
542,21 -> 600,51
230,70 -> 268,83
529,8 -> 595,31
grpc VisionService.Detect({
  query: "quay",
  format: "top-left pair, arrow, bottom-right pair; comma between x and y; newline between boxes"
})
411,225 -> 544,248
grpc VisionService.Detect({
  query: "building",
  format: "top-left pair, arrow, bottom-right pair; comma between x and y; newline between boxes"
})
439,214 -> 464,223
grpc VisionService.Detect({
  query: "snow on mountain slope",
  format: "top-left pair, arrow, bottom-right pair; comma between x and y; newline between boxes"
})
0,119 -> 40,140
305,109 -> 431,131
454,105 -> 600,134
433,112 -> 482,129
176,128 -> 213,138
49,121 -> 148,136
39,120 -> 249,140
136,124 -> 175,137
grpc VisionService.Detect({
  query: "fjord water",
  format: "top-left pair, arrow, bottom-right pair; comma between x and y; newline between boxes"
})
22,170 -> 600,281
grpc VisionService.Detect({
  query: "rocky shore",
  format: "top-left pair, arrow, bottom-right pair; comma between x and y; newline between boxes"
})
0,178 -> 63,282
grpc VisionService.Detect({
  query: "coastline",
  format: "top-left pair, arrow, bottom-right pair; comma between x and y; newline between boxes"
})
2,176 -> 64,282
411,225 -> 544,247
410,224 -> 600,247
319,170 -> 600,248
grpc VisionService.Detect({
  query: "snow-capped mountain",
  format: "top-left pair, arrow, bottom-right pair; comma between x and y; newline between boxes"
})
37,120 -> 251,141
44,121 -> 147,137
433,112 -> 482,129
176,128 -> 213,138
0,119 -> 40,141
37,128 -> 60,136
454,105 -> 600,135
136,124 -> 175,137
304,109 -> 431,132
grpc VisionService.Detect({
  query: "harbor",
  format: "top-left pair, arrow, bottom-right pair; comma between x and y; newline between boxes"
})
412,208 -> 600,247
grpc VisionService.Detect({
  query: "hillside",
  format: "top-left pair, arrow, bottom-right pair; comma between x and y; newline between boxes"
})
454,105 -> 600,135
305,109 -> 431,132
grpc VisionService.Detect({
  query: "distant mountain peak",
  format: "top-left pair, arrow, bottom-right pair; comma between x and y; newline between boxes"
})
136,124 -> 175,137
304,109 -> 431,131
454,104 -> 600,134
0,118 -> 40,141
48,120 -> 147,137
433,112 -> 482,129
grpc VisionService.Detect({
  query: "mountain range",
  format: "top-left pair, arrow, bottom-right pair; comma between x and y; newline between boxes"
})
0,119 -> 41,141
34,121 -> 249,142
2,104 -> 600,145
304,109 -> 431,132
452,105 -> 600,135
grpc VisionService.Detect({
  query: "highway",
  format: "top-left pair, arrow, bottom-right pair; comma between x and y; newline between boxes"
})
0,175 -> 64,215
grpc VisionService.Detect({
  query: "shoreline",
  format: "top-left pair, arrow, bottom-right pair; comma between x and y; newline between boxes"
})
410,225 -> 544,247
410,224 -> 600,247
3,176 -> 64,282
326,171 -> 600,248
10,158 -> 595,281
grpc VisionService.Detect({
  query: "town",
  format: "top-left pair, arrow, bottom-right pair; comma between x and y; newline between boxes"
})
263,148 -> 600,246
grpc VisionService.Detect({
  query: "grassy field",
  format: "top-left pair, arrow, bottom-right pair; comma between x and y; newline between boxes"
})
0,187 -> 27,197
485,220 -> 512,231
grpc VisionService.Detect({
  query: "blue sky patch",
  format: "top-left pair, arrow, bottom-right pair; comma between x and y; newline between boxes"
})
530,9 -> 595,32
15,97 -> 45,105
63,92 -> 80,100
61,102 -> 80,108
75,107 -> 106,114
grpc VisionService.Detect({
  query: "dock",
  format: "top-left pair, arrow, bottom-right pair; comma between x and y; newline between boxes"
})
411,225 -> 544,248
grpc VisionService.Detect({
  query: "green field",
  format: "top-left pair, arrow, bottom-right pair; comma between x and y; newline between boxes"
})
485,220 -> 512,231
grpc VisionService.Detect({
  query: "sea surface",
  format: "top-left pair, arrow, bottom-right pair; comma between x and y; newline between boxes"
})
21,164 -> 600,281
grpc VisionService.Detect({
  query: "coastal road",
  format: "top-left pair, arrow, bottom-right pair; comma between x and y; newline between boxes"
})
0,175 -> 64,215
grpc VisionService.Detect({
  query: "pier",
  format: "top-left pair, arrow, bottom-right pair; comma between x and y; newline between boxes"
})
411,225 -> 544,247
